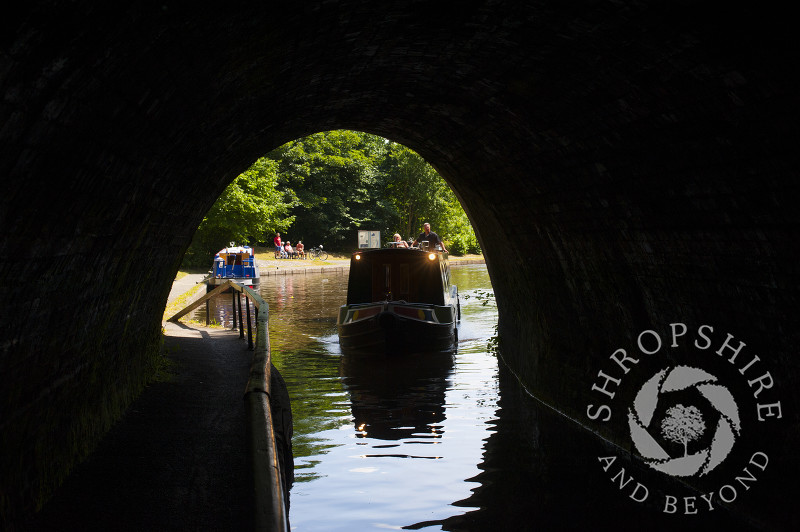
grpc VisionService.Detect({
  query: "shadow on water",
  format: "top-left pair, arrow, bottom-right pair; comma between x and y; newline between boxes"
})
412,361 -> 756,532
340,349 -> 454,443
195,265 -> 767,531
244,265 -> 502,531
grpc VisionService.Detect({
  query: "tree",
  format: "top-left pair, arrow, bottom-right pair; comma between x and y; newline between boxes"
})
182,157 -> 296,266
268,130 -> 391,249
432,179 -> 481,255
381,144 -> 441,238
660,404 -> 706,457
187,130 -> 480,261
380,144 -> 480,255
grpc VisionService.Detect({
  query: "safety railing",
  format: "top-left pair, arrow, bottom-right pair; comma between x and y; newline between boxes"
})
168,281 -> 288,531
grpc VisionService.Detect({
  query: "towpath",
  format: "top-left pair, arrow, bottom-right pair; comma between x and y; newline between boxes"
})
28,273 -> 257,530
27,254 -> 483,530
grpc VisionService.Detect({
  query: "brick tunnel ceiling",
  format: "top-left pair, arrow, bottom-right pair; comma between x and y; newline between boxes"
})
2,2 -> 800,526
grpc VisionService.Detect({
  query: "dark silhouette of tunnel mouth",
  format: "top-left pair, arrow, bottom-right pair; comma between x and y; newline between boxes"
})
3,3 -> 798,528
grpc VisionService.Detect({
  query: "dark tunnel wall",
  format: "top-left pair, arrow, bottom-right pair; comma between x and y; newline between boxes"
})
2,1 -> 799,527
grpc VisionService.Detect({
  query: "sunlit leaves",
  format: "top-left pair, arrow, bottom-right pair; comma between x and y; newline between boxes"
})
184,130 -> 480,268
183,157 -> 296,265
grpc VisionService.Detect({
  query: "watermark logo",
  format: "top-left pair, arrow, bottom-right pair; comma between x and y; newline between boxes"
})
628,366 -> 740,477
586,323 -> 782,515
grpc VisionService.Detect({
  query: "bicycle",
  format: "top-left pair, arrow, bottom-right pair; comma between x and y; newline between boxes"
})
309,245 -> 328,261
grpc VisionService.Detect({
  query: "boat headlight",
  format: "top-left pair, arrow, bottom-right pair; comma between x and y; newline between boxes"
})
355,254 -> 361,260
428,253 -> 436,261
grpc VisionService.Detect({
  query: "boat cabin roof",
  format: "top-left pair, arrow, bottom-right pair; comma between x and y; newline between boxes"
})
214,246 -> 256,267
346,248 -> 451,305
215,246 -> 253,256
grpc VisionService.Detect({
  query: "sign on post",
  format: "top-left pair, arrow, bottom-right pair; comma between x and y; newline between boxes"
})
358,230 -> 381,249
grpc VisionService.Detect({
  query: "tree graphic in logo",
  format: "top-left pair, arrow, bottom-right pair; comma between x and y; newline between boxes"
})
628,366 -> 741,477
660,405 -> 706,458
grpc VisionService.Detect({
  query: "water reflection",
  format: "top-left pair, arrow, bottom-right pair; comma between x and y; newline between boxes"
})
193,265 -> 771,530
194,265 -> 500,530
341,350 -> 453,442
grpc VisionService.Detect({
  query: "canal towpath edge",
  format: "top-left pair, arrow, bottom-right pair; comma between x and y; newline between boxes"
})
27,255 -> 484,529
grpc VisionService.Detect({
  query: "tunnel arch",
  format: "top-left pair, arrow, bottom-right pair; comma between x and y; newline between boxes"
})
2,2 -> 799,527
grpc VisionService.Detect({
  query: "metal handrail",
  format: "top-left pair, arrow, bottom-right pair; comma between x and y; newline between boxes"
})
241,284 -> 288,532
167,281 -> 288,531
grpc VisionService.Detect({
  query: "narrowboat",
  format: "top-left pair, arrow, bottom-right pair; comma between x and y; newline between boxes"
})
206,244 -> 260,292
337,244 -> 459,354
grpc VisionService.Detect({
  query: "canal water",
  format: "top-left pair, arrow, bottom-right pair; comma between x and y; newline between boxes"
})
200,264 -> 499,530
198,265 -> 748,531
275,265 -> 498,532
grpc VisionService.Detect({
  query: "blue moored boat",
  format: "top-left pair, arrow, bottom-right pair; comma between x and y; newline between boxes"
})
206,244 -> 260,292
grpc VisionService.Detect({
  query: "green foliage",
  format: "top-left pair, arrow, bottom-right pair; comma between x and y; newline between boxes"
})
380,143 -> 479,255
182,157 -> 296,266
434,182 -> 481,256
184,130 -> 480,266
269,130 -> 393,249
381,144 -> 441,238
487,323 -> 499,356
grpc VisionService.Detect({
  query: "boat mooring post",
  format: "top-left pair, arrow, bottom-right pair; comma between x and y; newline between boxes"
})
231,289 -> 238,330
238,292 -> 244,339
246,296 -> 253,350
205,298 -> 210,326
